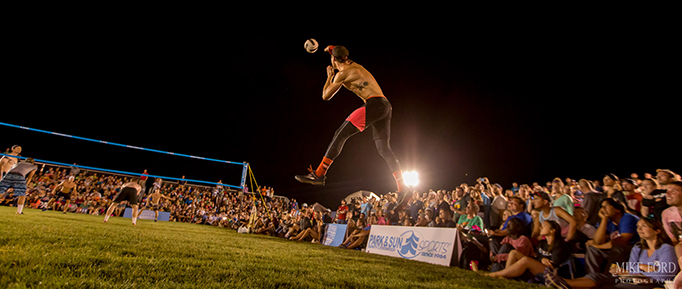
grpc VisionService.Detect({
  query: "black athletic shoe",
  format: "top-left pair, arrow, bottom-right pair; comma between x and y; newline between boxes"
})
295,172 -> 326,186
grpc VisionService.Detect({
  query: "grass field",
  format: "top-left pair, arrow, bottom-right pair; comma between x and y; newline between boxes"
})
0,207 -> 541,288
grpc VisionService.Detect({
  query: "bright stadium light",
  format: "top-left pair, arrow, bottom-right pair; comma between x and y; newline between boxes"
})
403,171 -> 419,187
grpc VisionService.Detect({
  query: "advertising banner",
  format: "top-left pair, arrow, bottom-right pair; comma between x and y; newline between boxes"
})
366,225 -> 461,267
123,208 -> 170,221
322,224 -> 347,247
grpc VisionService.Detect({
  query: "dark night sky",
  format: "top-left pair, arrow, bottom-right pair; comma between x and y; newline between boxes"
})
2,22 -> 679,208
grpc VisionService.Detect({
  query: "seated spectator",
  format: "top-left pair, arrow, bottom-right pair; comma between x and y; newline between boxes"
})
571,207 -> 597,252
584,198 -> 640,276
489,196 -> 532,238
290,212 -> 323,242
375,210 -> 387,225
554,186 -> 575,216
339,218 -> 370,249
457,202 -> 485,232
545,218 -> 679,289
530,191 -> 577,241
477,220 -> 570,280
603,173 -> 628,210
578,179 -> 603,226
621,178 -> 643,215
425,208 -> 436,227
489,218 -> 534,272
499,210 -> 513,230
437,208 -> 456,228
640,177 -> 668,221
414,213 -> 428,227
662,182 -> 682,256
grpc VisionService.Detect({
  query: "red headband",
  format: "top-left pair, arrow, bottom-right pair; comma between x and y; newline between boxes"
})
327,45 -> 348,59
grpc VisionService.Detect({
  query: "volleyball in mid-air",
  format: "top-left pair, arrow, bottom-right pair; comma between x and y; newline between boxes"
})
304,38 -> 318,53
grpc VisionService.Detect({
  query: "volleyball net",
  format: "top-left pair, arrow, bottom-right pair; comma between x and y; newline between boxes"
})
0,121 -> 249,190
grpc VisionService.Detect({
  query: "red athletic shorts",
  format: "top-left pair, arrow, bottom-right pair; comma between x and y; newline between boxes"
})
345,96 -> 392,140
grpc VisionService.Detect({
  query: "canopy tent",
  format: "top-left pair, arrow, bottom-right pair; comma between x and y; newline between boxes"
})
311,202 -> 330,213
343,190 -> 380,204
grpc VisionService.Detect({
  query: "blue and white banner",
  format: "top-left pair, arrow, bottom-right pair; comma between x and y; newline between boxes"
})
322,224 -> 347,247
123,208 -> 170,222
366,225 -> 462,267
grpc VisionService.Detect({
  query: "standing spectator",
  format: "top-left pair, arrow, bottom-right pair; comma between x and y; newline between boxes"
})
139,169 -> 149,194
336,200 -> 348,224
452,186 -> 469,223
511,182 -> 520,195
408,191 -> 424,222
476,179 -> 493,230
360,196 -> 372,219
69,163 -> 80,177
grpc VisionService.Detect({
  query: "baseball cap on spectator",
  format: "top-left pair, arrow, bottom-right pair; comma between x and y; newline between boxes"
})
622,178 -> 638,186
531,191 -> 552,202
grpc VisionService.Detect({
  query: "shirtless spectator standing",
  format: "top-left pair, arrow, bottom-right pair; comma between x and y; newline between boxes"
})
103,180 -> 142,225
52,175 -> 77,214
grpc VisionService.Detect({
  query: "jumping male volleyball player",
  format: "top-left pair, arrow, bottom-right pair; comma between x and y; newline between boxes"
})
295,45 -> 409,206
103,180 -> 142,225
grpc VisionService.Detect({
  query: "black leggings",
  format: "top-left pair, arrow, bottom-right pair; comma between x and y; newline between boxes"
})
324,97 -> 401,173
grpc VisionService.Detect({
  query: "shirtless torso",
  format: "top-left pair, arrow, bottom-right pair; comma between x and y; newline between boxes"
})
322,45 -> 384,102
331,61 -> 384,101
148,189 -> 166,205
60,180 -> 77,194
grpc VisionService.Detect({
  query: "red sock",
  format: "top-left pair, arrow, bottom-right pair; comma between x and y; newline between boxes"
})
314,157 -> 333,177
392,170 -> 405,192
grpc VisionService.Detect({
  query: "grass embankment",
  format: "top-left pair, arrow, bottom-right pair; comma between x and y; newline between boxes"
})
0,207 -> 540,288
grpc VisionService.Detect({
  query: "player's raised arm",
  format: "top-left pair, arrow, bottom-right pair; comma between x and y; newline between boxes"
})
322,65 -> 343,101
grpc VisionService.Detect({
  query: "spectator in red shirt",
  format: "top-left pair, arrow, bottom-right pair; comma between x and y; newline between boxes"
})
337,200 -> 349,224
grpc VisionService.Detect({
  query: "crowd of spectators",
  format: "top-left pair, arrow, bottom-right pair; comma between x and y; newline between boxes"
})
2,157 -> 681,288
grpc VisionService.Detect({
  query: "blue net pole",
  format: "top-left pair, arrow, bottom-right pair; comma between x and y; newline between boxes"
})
0,153 -> 243,189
